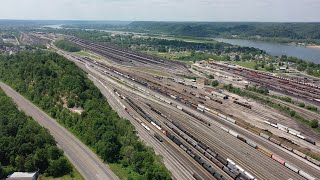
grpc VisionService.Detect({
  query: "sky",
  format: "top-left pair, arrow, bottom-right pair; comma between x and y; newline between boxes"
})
1,0 -> 320,22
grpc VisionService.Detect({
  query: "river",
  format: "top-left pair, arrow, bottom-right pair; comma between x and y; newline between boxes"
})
214,38 -> 320,64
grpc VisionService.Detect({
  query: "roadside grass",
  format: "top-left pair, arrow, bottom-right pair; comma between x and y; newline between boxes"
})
109,163 -> 141,180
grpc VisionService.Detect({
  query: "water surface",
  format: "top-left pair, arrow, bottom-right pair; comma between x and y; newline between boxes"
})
215,38 -> 320,64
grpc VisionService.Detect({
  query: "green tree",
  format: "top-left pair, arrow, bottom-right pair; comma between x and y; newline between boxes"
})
306,105 -> 317,112
46,157 -> 72,177
54,40 -> 81,52
24,156 -> 35,172
15,156 -> 24,171
0,163 -> 3,179
158,46 -> 167,52
208,74 -> 214,79
241,53 -> 251,60
34,149 -> 49,173
211,80 -> 219,87
235,55 -> 240,61
297,64 -> 307,71
310,119 -> 319,128
266,63 -> 275,72
48,146 -> 63,160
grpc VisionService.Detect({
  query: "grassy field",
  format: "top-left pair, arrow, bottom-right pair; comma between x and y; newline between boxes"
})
74,50 -> 100,59
109,163 -> 141,180
143,50 -> 191,59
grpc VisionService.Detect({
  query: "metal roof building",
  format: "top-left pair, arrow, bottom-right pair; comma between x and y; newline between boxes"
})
6,172 -> 38,180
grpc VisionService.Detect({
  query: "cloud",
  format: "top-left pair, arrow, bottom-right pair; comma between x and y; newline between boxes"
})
0,0 -> 319,22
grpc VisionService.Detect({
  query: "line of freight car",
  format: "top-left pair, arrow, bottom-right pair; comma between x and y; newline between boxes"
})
154,133 -> 164,142
96,64 -> 196,107
222,126 -> 317,180
165,130 -> 227,180
263,121 -> 317,145
181,108 -> 211,126
167,121 -> 232,178
134,79 -> 205,111
233,101 -> 252,109
167,121 -> 253,180
125,98 -> 162,127
192,173 -> 202,180
87,58 -> 192,108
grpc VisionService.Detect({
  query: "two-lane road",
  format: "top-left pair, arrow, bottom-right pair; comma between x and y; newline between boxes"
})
0,82 -> 118,180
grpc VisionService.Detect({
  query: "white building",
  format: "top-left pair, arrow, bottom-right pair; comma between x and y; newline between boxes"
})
6,172 -> 38,180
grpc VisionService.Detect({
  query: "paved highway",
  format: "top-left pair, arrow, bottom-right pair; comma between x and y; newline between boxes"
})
0,82 -> 119,180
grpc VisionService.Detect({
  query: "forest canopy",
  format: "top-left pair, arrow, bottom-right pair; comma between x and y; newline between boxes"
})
0,88 -> 72,178
54,39 -> 81,52
0,51 -> 171,179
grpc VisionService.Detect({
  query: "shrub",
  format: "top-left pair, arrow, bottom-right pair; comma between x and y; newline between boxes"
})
310,119 -> 319,128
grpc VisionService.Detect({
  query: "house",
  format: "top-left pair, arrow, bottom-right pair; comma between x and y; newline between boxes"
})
6,172 -> 38,180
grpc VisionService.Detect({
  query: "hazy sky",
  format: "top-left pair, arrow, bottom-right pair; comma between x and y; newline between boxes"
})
1,0 -> 319,22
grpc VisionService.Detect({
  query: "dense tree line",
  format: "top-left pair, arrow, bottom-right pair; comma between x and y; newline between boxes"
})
126,22 -> 320,44
0,51 -> 171,179
41,21 -> 320,44
0,89 -> 72,178
54,39 -> 81,52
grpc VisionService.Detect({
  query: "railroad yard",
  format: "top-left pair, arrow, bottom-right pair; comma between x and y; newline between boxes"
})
29,32 -> 320,180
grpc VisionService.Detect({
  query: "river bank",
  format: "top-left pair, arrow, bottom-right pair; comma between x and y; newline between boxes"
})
214,38 -> 320,64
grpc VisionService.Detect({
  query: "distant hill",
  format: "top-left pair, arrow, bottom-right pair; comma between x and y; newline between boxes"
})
126,21 -> 320,43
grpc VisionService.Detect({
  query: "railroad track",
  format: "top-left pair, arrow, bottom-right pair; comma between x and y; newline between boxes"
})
209,62 -> 320,104
65,36 -> 188,73
98,77 -> 220,180
148,101 -> 303,180
62,50 -> 316,177
89,72 -> 209,180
